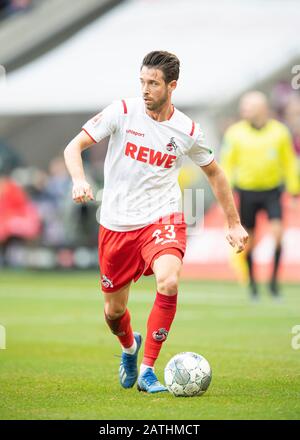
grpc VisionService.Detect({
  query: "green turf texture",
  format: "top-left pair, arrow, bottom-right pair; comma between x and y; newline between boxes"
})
0,270 -> 299,420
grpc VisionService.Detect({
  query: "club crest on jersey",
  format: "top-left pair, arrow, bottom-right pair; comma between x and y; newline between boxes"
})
166,137 -> 178,153
101,275 -> 114,289
152,328 -> 169,342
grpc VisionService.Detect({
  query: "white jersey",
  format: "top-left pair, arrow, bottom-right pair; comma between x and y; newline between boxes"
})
82,97 -> 214,231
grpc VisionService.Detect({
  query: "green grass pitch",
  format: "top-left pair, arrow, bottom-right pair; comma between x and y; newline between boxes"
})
0,270 -> 299,420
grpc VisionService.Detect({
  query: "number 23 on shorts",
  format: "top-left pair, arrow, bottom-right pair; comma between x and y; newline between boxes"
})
152,225 -> 176,244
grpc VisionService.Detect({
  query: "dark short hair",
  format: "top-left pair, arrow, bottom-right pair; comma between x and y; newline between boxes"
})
141,51 -> 180,83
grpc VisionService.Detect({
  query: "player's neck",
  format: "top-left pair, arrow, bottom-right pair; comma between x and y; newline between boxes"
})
146,101 -> 174,122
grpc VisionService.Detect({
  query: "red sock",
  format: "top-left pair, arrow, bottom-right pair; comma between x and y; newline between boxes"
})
142,292 -> 177,367
104,308 -> 134,349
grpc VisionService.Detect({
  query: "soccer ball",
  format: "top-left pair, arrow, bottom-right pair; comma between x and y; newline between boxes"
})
164,352 -> 212,397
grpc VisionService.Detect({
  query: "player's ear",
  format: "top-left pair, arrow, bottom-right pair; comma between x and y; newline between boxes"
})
168,80 -> 177,93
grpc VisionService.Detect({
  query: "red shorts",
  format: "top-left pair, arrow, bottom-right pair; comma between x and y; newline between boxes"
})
98,212 -> 186,293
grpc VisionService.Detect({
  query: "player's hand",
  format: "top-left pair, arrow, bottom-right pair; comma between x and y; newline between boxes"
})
72,179 -> 94,203
226,223 -> 248,253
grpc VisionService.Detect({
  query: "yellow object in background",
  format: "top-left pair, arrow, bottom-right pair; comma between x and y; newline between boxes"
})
178,164 -> 199,190
229,249 -> 249,285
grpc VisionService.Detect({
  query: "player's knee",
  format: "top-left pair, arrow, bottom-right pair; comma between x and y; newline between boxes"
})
104,304 -> 126,321
157,274 -> 179,295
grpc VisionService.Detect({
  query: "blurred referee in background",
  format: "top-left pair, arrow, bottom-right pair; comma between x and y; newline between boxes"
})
221,91 -> 300,300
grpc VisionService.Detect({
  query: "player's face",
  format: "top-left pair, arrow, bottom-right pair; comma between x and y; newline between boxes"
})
140,66 -> 176,111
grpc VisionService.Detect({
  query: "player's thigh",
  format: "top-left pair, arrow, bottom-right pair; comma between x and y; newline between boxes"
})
152,253 -> 182,294
99,225 -> 141,294
264,188 -> 282,221
238,189 -> 258,230
103,281 -> 131,318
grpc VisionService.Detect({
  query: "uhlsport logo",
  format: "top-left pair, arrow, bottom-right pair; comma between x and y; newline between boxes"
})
101,275 -> 114,289
91,111 -> 103,125
152,328 -> 169,342
166,137 -> 178,153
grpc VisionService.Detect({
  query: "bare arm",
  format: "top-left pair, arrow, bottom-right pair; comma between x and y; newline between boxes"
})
64,130 -> 95,203
201,159 -> 248,253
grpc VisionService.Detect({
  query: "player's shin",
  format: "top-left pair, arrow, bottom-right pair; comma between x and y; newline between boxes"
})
269,244 -> 282,296
104,308 -> 135,350
272,244 -> 282,280
142,292 -> 177,368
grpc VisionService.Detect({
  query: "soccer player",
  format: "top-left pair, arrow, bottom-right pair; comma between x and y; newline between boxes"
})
221,91 -> 300,300
64,51 -> 248,393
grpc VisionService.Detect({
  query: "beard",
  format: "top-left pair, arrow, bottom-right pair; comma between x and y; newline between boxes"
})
144,90 -> 168,111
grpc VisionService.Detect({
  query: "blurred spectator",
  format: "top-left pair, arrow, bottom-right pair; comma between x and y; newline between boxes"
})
42,156 -> 72,246
284,94 -> 300,159
270,80 -> 294,120
0,0 -> 32,18
10,0 -> 32,11
9,157 -> 99,248
46,156 -> 70,204
62,166 -> 99,247
45,155 -> 99,247
0,0 -> 9,13
0,174 -> 41,251
14,162 -> 70,247
0,139 -> 23,175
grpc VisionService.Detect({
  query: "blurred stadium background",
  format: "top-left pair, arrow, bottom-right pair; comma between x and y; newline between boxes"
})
0,0 -> 300,420
0,0 -> 299,282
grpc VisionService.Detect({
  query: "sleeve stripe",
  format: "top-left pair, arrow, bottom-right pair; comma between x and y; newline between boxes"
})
189,121 -> 195,136
122,99 -> 128,114
81,128 -> 97,143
